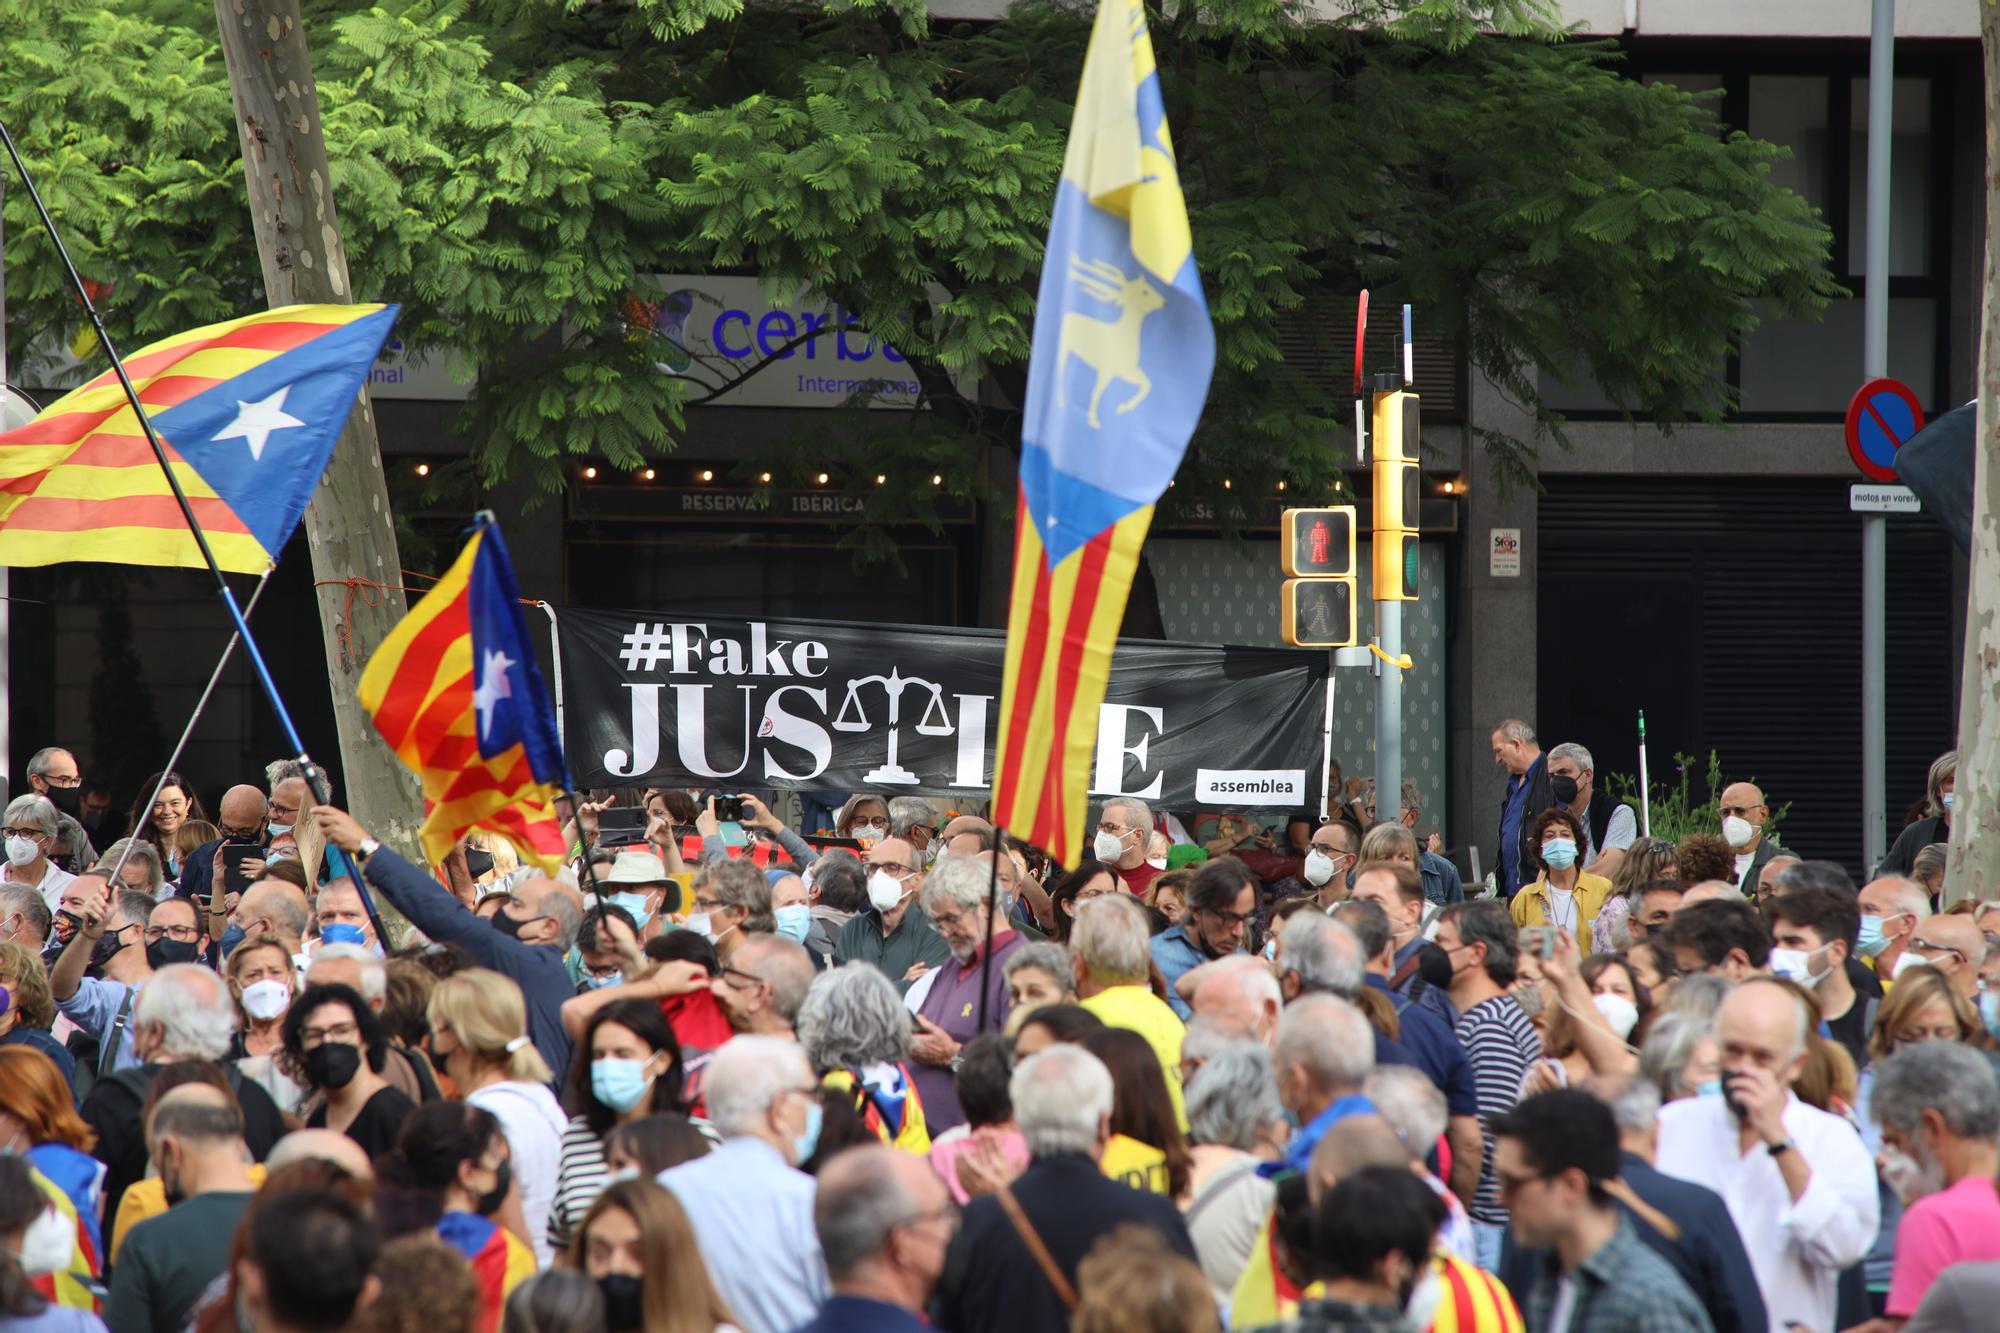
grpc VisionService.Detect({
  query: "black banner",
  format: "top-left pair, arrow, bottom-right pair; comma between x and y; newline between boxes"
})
556,608 -> 1330,811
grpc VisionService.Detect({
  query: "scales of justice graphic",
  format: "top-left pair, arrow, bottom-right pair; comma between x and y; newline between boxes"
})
832,668 -> 956,784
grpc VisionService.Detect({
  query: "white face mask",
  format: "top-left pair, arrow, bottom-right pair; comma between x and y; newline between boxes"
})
240,979 -> 291,1022
867,870 -> 911,914
1591,991 -> 1640,1040
1769,947 -> 1830,990
1721,815 -> 1755,849
1092,829 -> 1129,864
1891,950 -> 1931,981
1302,849 -> 1341,888
1404,1264 -> 1442,1330
4,835 -> 38,868
16,1205 -> 72,1276
1145,856 -> 1167,871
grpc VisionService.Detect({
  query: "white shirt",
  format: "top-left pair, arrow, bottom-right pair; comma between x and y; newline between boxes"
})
7,859 -> 75,912
1655,1091 -> 1879,1333
1733,850 -> 1755,886
468,1079 -> 570,1268
1547,1273 -> 1579,1333
661,1136 -> 829,1333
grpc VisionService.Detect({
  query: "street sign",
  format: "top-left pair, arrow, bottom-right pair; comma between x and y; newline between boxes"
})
1845,377 -> 1925,482
1281,507 -> 1356,578
1281,578 -> 1356,648
1849,483 -> 1921,514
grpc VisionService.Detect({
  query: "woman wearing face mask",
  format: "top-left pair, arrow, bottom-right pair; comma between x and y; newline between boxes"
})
287,983 -> 417,1156
1518,932 -> 1641,1096
833,795 -> 892,845
0,948 -> 73,1085
428,970 -> 570,1268
1880,750 -> 1957,878
0,797 -> 74,910
226,935 -> 306,1115
0,1153 -> 103,1333
378,1103 -> 534,1333
1509,809 -> 1612,943
548,1000 -> 693,1252
0,1048 -> 102,1284
573,1179 -> 741,1333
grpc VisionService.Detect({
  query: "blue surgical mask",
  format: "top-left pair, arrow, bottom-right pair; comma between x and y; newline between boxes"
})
1942,792 -> 1956,812
320,923 -> 367,947
267,822 -> 291,842
1542,839 -> 1578,871
1695,1079 -> 1724,1099
606,892 -> 653,930
793,1098 -> 824,1165
590,1057 -> 655,1114
773,904 -> 811,945
1856,915 -> 1890,959
585,972 -> 623,990
1980,992 -> 2000,1042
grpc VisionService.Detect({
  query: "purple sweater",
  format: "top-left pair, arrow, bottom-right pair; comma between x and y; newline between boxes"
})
912,931 -> 1024,1134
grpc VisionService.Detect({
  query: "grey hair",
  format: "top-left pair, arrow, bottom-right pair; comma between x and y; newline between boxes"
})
1364,1066 -> 1446,1153
704,1035 -> 812,1138
1548,742 -> 1594,774
1182,1010 -> 1253,1065
1274,992 -> 1373,1093
886,797 -> 939,840
1872,1040 -> 2000,1139
1639,1012 -> 1716,1100
1012,1044 -> 1114,1157
247,882 -> 312,942
808,851 -> 868,914
1595,1076 -> 1662,1135
538,888 -> 581,952
97,840 -> 164,893
1185,1040 -> 1285,1151
1871,875 -> 1934,922
3,795 -> 58,841
921,853 -> 1002,917
1277,912 -> 1365,1000
1773,859 -> 1851,895
307,944 -> 387,1004
116,889 -> 160,931
25,748 -> 70,781
734,936 -> 816,1023
1003,941 -> 1076,997
814,1146 -> 917,1280
796,962 -> 912,1070
1329,899 -> 1393,962
1101,796 -> 1153,837
1660,972 -> 1732,1021
0,883 -> 51,943
265,758 -> 310,789
702,856 -> 774,934
1926,750 -> 1958,817
1071,894 -> 1151,986
1494,719 -> 1537,743
134,963 -> 238,1060
1912,843 -> 1949,886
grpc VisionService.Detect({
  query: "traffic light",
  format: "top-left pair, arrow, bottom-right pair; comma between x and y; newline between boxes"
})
1371,389 -> 1420,601
1279,506 -> 1357,647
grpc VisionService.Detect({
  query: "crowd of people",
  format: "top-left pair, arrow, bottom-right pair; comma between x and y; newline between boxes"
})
0,730 -> 1986,1333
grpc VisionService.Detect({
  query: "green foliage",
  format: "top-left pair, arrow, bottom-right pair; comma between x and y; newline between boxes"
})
1603,749 -> 1789,846
0,0 -> 1836,550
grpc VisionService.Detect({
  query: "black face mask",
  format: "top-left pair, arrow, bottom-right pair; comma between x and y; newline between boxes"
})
147,939 -> 201,970
475,1158 -> 511,1216
45,786 -> 81,818
1550,774 -> 1581,805
304,1041 -> 363,1091
90,926 -> 132,970
490,907 -> 531,941
597,1274 -> 643,1332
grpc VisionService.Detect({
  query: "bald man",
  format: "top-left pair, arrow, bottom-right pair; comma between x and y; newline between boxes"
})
1678,880 -> 1740,910
231,878 -> 310,958
798,1145 -> 954,1332
186,784 -> 271,917
1187,956 -> 1281,1049
1907,912 -> 1986,1000
1717,782 -> 1778,894
1857,875 -> 1931,981
1655,980 -> 1878,1333
267,1127 -> 374,1181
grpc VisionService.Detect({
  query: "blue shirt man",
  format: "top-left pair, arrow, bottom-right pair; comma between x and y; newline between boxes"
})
1149,858 -> 1259,1019
1493,722 -> 1546,898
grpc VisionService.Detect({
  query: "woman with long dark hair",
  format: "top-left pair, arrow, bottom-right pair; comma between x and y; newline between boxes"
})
1047,860 -> 1121,944
122,773 -> 204,878
377,1103 -> 535,1333
547,998 -> 693,1252
572,1179 -> 741,1333
1083,1027 -> 1193,1199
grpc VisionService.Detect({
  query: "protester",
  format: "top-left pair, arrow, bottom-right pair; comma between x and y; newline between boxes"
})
1492,719 -> 1548,900
1150,857 -> 1256,1019
1596,840 -> 1679,952
1094,797 -> 1162,901
286,982 -> 416,1158
1763,886 -> 1873,1069
221,933 -> 299,1110
593,850 -> 681,940
0,945 -> 70,1082
376,1102 -> 533,1333
1000,941 -> 1075,1035
0,889 -> 47,956
657,1036 -> 829,1333
1878,751 -> 1954,878
231,1187 -> 381,1333
571,1178 -> 740,1333
1855,875 -> 1930,982
25,747 -> 94,874
500,1271 -> 597,1333
1073,895 -> 1187,1125
355,1237 -> 480,1333
1072,1224 -> 1221,1333
1047,860 -> 1121,944
804,851 -> 866,963
797,963 -> 930,1152
2,798 -> 74,915
930,1044 -> 1197,1333
0,1047 -> 105,1262
1904,910 -> 1985,1000
793,1145 -> 954,1333
1356,821 -> 1461,914
709,934 -> 812,1040
316,807 -> 576,1083
49,874 -> 154,1076
305,944 -> 440,1104
832,838 -> 946,992
1348,863 -> 1455,1025
310,880 -> 383,957
1181,1040 -> 1283,1305
1244,1165 -> 1443,1333
1509,807 -> 1612,942
1658,897 -> 1771,980
907,854 -> 1022,1134
227,879 -> 310,966
924,1034 -> 1027,1205
549,998 -> 688,1251
1301,822 -> 1359,910
1084,1027 -> 1192,1197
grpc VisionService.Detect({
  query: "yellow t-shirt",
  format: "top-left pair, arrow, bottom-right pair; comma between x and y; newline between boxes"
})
1099,1133 -> 1172,1195
1079,984 -> 1188,1130
822,1065 -> 931,1154
111,1165 -> 269,1262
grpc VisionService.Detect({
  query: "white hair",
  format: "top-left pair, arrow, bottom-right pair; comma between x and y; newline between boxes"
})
1364,1066 -> 1446,1152
1493,719 -> 1536,743
1071,894 -> 1151,986
1275,992 -> 1374,1094
1012,1045 -> 1114,1158
3,795 -> 58,841
704,1035 -> 812,1139
921,852 -> 1003,917
1102,796 -> 1153,836
1278,912 -> 1365,999
306,943 -> 387,1004
1548,742 -> 1594,773
135,963 -> 238,1061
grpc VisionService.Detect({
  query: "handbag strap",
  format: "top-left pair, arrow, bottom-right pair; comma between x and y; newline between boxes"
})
994,1184 -> 1077,1312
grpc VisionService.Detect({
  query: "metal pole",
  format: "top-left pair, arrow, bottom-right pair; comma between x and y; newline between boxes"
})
1861,0 -> 1894,873
1376,598 -> 1401,830
1319,656 -> 1336,821
0,169 -> 10,806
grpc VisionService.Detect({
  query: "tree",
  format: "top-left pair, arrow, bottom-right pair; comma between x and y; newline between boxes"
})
1943,0 -> 2000,907
1,0 -> 1837,569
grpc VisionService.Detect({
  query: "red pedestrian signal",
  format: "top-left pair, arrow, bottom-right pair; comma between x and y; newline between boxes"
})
1281,507 -> 1355,578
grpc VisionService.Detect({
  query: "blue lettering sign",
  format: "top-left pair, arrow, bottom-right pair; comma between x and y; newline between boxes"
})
757,311 -> 798,359
714,311 -> 753,358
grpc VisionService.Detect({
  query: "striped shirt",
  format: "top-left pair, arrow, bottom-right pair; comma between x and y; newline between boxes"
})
1455,993 -> 1540,1224
548,1112 -> 725,1255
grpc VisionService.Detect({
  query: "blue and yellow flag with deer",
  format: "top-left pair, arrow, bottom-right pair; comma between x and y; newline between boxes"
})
991,0 -> 1214,863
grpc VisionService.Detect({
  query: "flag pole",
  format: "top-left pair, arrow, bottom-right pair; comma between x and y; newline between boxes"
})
975,822 -> 1003,1035
0,120 -> 324,788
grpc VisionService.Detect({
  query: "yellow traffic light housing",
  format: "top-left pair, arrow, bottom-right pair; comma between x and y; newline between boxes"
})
1279,505 -> 1358,647
1281,507 -> 1356,578
1282,577 -> 1356,648
1371,389 -> 1420,601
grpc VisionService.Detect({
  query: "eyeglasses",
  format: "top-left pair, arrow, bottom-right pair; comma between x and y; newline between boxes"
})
146,924 -> 201,943
1,827 -> 42,841
870,862 -> 914,879
691,896 -> 726,913
719,966 -> 766,991
43,774 -> 80,788
1198,907 -> 1253,928
269,800 -> 301,818
1718,804 -> 1761,818
1912,940 -> 1967,965
300,1020 -> 360,1046
849,816 -> 890,831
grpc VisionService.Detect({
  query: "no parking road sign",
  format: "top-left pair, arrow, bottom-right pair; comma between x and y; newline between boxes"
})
1845,377 -> 1925,483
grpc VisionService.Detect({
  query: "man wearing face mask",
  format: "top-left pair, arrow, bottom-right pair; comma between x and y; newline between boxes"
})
1492,1089 -> 1714,1333
49,875 -> 156,1075
833,837 -> 948,995
316,805 -> 577,1085
1150,857 -> 1258,1020
593,849 -> 680,941
1857,875 -> 1931,984
310,880 -> 386,960
25,746 -> 95,873
1092,796 -> 1160,901
1301,822 -> 1358,910
795,1145 -> 957,1333
658,1036 -> 832,1333
1764,887 -> 1873,1070
770,871 -> 814,949
1546,743 -> 1637,881
1,796 -> 75,912
104,1084 -> 259,1333
144,896 -> 207,971
1714,782 -> 1779,897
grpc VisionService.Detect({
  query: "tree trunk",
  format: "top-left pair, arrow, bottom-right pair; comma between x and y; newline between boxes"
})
213,0 -> 425,859
1943,2 -> 2000,907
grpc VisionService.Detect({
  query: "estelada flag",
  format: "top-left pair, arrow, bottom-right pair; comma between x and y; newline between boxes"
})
0,303 -> 398,571
358,513 -> 571,871
989,0 -> 1214,863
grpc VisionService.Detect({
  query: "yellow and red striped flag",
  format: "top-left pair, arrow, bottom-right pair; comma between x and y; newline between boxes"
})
989,0 -> 1214,863
358,515 -> 571,871
0,304 -> 398,571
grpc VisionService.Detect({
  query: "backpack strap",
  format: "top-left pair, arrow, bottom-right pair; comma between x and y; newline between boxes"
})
995,1184 -> 1078,1312
98,986 -> 136,1077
